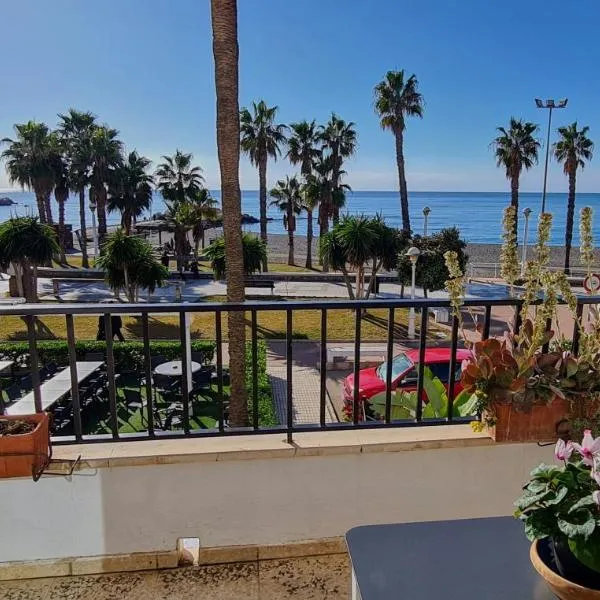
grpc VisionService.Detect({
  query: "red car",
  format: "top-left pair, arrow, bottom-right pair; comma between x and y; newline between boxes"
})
343,347 -> 471,419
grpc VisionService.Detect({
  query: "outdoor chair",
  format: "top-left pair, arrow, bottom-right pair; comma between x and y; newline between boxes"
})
84,352 -> 104,362
150,355 -> 167,370
191,352 -> 209,366
123,389 -> 144,411
39,366 -> 49,381
4,385 -> 21,403
192,368 -> 212,390
46,362 -> 58,376
20,375 -> 32,392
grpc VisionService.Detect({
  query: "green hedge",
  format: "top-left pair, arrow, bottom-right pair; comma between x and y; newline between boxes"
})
0,340 -> 216,372
246,341 -> 278,427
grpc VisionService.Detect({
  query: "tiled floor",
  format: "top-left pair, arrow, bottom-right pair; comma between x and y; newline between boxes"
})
0,555 -> 350,600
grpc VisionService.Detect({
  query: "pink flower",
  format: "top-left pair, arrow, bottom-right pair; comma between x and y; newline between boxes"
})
555,439 -> 573,462
572,430 -> 600,466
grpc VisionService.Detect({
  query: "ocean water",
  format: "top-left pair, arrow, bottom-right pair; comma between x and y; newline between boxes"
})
1,189 -> 599,246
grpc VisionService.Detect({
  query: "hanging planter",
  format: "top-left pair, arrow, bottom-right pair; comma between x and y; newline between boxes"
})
0,413 -> 51,480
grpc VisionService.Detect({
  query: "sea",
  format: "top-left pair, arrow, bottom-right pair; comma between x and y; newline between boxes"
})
1,190 -> 599,247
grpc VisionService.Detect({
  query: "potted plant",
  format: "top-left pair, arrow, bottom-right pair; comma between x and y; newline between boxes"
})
0,413 -> 51,479
516,433 -> 600,597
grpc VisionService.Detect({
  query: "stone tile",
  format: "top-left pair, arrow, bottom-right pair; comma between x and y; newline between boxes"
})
156,551 -> 179,570
0,559 -> 70,581
71,553 -> 156,576
197,545 -> 258,566
293,430 -> 362,457
258,555 -> 350,599
150,563 -> 259,599
258,538 -> 345,561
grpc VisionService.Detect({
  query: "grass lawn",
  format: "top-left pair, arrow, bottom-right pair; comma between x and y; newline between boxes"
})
0,307 -> 441,342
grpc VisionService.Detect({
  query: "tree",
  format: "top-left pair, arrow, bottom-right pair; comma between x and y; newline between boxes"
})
57,109 -> 98,268
493,118 -> 540,236
164,200 -> 196,270
374,70 -> 424,232
107,151 -> 154,234
1,121 -> 57,224
96,229 -> 168,302
189,188 -> 218,254
320,114 -> 357,225
89,126 -> 124,241
240,100 -> 287,271
397,227 -> 467,294
211,0 -> 248,426
0,217 -> 59,302
270,176 -> 303,265
553,122 -> 594,272
287,120 -> 321,268
320,215 -> 404,299
205,234 -> 267,280
50,138 -> 70,264
155,150 -> 204,205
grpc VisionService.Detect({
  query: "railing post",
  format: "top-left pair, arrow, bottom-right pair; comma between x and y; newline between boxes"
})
513,303 -> 523,335
25,316 -> 42,413
415,309 -> 428,422
447,314 -> 460,422
104,314 -> 119,439
319,309 -> 328,428
251,311 -> 259,430
65,314 -> 82,440
179,311 -> 190,435
215,312 -> 225,432
385,308 -> 395,424
482,305 -> 492,340
286,309 -> 293,443
142,313 -> 154,436
352,308 -> 362,425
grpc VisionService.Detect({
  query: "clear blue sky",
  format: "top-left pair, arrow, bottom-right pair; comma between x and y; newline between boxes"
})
1,0 -> 599,192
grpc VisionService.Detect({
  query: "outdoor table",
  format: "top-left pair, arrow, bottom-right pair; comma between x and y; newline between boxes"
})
153,360 -> 202,377
0,361 -> 13,374
345,517 -> 555,600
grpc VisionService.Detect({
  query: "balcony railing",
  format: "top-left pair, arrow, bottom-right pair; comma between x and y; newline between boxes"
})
0,295 -> 595,445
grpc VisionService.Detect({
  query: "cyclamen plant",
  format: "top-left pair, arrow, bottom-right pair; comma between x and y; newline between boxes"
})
515,430 -> 600,575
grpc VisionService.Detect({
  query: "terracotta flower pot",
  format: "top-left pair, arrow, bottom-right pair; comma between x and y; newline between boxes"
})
531,540 -> 600,600
487,396 -> 569,443
0,413 -> 50,479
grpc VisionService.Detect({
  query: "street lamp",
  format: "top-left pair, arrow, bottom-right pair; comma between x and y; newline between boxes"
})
423,207 -> 431,237
521,208 -> 532,276
89,199 -> 99,259
406,246 -> 420,339
535,98 -> 568,213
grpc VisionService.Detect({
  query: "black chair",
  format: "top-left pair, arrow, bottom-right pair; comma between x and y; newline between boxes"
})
20,375 -> 32,392
3,385 -> 21,404
84,352 -> 104,362
191,351 -> 208,366
123,388 -> 144,411
46,362 -> 58,376
39,366 -> 49,381
150,355 -> 167,370
192,367 -> 213,390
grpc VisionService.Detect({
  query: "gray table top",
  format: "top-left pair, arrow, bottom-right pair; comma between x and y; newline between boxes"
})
154,360 -> 201,377
346,517 -> 554,600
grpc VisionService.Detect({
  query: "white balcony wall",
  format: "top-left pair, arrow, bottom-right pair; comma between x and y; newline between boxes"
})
0,441 -> 548,564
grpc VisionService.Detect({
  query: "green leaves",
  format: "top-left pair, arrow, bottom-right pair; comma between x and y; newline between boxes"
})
558,510 -> 596,539
205,234 -> 267,280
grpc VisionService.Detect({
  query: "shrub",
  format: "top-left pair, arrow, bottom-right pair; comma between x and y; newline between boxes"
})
0,340 -> 216,372
245,340 -> 278,427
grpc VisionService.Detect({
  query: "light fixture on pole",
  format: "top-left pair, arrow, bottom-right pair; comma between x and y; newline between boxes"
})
423,206 -> 431,237
89,199 -> 99,259
535,98 -> 568,213
406,246 -> 421,339
521,207 -> 532,276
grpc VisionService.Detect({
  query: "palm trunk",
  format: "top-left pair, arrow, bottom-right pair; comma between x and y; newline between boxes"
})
394,128 -> 410,232
34,189 -> 47,223
305,208 -> 313,269
97,187 -> 108,242
79,189 -> 89,268
258,154 -> 268,272
510,174 -> 519,238
319,203 -> 330,272
211,0 -> 248,427
287,206 -> 294,266
564,170 -> 576,274
57,194 -> 67,264
44,191 -> 53,224
333,204 -> 340,226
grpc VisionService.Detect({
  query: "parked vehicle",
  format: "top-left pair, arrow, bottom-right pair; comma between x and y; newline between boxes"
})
342,347 -> 471,420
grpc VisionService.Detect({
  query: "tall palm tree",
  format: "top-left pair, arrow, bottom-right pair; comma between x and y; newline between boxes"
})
493,118 -> 540,236
288,120 -> 321,268
240,100 -> 287,271
1,121 -> 57,224
89,126 -> 124,242
57,109 -> 98,268
553,123 -> 594,272
320,114 -> 357,224
270,176 -> 303,265
374,70 -> 424,232
50,136 -> 70,264
190,188 -> 218,254
310,151 -> 335,271
211,0 -> 248,426
155,150 -> 204,205
164,200 -> 196,270
107,151 -> 154,234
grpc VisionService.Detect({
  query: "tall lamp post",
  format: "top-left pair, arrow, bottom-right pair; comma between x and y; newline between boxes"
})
535,98 -> 568,213
406,246 -> 420,339
423,206 -> 431,237
521,208 -> 532,276
89,199 -> 99,259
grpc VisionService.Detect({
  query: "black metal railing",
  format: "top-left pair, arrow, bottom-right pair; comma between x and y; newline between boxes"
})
0,295 -> 596,445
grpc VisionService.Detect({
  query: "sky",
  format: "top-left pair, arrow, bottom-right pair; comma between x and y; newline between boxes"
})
1,0 -> 600,193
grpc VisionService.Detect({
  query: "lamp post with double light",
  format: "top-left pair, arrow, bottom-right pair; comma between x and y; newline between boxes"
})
535,98 -> 568,213
406,246 -> 420,339
89,199 -> 99,259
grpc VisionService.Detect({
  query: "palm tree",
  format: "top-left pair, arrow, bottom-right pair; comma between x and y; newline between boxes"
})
1,121 -> 57,224
164,200 -> 196,270
190,188 -> 218,254
270,176 -> 303,265
287,120 -> 321,268
492,118 -> 540,236
240,100 -> 287,271
89,126 -> 124,242
205,234 -> 267,279
553,123 -> 594,272
301,181 -> 320,270
57,109 -> 98,268
374,70 -> 424,232
320,114 -> 357,224
108,151 -> 154,234
211,0 -> 248,426
155,150 -> 204,205
310,151 -> 335,271
0,217 -> 59,301
50,137 -> 70,264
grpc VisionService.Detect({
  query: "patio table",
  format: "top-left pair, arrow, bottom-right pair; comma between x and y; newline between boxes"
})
345,516 -> 555,600
153,360 -> 202,377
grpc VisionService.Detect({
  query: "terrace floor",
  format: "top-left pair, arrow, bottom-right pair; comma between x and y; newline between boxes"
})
0,554 -> 350,600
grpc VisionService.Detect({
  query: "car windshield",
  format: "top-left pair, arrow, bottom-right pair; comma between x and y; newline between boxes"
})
377,353 -> 413,382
